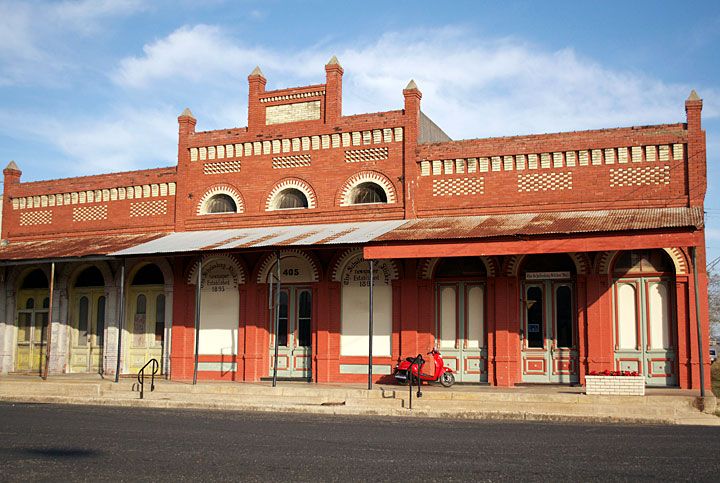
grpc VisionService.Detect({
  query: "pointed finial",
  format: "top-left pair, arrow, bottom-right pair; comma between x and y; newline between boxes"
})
180,108 -> 194,118
327,55 -> 340,66
405,79 -> 418,90
5,160 -> 19,171
250,65 -> 264,77
687,89 -> 701,101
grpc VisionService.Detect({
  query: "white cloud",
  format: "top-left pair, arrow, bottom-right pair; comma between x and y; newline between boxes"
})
0,106 -> 177,177
114,24 -> 279,89
113,26 -> 720,140
0,0 -> 145,85
52,0 -> 147,34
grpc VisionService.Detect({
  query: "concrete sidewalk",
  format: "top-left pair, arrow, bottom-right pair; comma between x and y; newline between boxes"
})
1,374 -> 718,426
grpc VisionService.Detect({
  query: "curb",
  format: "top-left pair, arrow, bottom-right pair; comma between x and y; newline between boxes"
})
0,394 -> 701,426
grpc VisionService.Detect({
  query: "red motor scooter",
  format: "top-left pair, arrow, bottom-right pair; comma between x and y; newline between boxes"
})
393,348 -> 455,387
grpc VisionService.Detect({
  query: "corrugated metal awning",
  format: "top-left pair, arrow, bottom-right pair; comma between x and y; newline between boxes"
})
0,233 -> 166,263
374,207 -> 703,242
111,220 -> 407,256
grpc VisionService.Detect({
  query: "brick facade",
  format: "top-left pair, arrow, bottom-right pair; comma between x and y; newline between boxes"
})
0,60 -> 711,390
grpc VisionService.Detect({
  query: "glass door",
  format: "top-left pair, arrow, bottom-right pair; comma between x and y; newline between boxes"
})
436,283 -> 487,382
271,287 -> 312,379
69,290 -> 106,373
15,291 -> 49,373
521,282 -> 578,383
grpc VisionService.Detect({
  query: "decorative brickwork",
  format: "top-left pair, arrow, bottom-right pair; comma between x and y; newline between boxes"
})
432,178 -> 484,196
73,205 -> 108,222
266,101 -> 321,125
130,200 -> 168,218
19,210 -> 52,226
197,185 -> 244,215
418,144 -> 682,178
609,166 -> 670,187
338,171 -> 397,206
517,172 -> 572,192
259,90 -> 325,103
12,182 -> 175,210
265,178 -> 317,211
272,155 -> 312,169
203,160 -> 242,175
344,147 -> 389,163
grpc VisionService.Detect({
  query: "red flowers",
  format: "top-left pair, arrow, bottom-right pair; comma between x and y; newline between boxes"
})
588,370 -> 639,376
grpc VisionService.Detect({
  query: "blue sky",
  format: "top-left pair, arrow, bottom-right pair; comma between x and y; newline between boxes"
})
1,0 -> 719,264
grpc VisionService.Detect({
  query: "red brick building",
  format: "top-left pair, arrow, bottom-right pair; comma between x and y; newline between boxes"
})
0,57 -> 711,389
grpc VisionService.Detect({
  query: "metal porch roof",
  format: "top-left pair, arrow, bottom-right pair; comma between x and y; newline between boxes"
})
0,233 -> 165,263
374,207 -> 703,242
111,220 -> 407,256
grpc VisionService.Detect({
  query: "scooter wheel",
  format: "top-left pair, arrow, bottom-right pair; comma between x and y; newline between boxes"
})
439,371 -> 455,387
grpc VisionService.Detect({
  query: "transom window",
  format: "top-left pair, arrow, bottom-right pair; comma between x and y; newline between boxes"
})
273,188 -> 308,209
206,194 -> 237,214
350,182 -> 387,204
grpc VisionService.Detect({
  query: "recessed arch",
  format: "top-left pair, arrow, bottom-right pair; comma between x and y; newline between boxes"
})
330,248 -> 399,282
256,249 -> 320,283
186,253 -> 246,286
419,257 -> 498,279
122,258 -> 174,289
598,248 -> 688,275
338,171 -> 397,206
58,261 -> 114,290
265,178 -> 317,211
504,253 -> 588,277
196,184 -> 244,215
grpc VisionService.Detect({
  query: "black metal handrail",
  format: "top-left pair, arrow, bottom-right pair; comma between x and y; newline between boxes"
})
137,358 -> 159,399
408,354 -> 424,410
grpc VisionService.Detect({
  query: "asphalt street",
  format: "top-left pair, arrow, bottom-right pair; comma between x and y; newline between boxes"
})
0,402 -> 718,482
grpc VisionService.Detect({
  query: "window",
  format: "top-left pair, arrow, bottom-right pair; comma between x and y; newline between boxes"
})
349,182 -> 387,204
206,194 -> 237,214
274,188 -> 308,209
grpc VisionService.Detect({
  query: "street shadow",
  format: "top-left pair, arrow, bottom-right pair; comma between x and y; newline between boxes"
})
21,447 -> 101,459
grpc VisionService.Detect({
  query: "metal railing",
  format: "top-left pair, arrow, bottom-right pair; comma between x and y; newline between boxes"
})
407,354 -> 424,410
136,358 -> 159,400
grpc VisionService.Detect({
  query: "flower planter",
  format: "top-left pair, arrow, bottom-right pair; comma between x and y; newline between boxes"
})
585,375 -> 645,396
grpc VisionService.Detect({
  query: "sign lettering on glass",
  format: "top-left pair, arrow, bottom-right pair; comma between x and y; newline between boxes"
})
525,271 -> 571,280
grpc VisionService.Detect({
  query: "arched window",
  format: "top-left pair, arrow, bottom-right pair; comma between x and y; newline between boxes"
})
274,188 -> 308,209
613,250 -> 674,275
349,182 -> 387,204
132,264 -> 165,285
206,194 -> 237,214
75,266 -> 104,287
20,269 -> 48,289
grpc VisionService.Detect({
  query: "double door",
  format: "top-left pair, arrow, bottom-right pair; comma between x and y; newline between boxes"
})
521,281 -> 578,383
436,283 -> 487,382
126,288 -> 165,374
270,287 -> 312,379
69,289 -> 106,373
15,291 -> 49,373
614,278 -> 676,386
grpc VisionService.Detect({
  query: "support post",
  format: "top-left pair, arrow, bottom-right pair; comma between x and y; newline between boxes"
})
690,247 -> 706,397
193,258 -> 203,385
272,251 -> 281,387
114,262 -> 125,383
42,262 -> 55,380
368,259 -> 374,390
